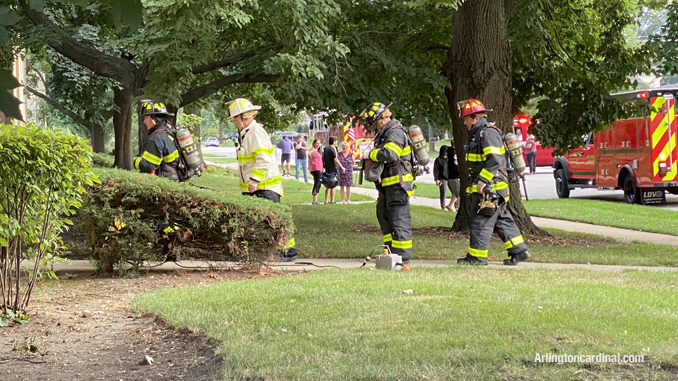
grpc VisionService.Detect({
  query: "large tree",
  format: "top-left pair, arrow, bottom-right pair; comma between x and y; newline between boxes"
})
5,0 -> 347,168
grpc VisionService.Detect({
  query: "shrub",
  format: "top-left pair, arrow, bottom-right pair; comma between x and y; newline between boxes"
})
78,168 -> 293,274
0,124 -> 97,317
91,152 -> 114,168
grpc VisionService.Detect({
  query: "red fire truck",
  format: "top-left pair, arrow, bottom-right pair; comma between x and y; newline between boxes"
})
553,86 -> 678,204
514,116 -> 555,166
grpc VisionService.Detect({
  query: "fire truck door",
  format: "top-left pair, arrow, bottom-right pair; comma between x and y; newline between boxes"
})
568,132 -> 595,179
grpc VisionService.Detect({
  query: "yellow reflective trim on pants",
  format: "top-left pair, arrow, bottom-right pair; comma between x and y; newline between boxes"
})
392,240 -> 412,249
240,177 -> 282,191
493,181 -> 509,190
466,153 -> 484,162
483,145 -> 506,156
468,247 -> 488,258
407,189 -> 415,196
238,154 -> 255,162
142,151 -> 162,165
466,186 -> 476,193
401,146 -> 411,156
252,168 -> 266,179
134,157 -> 142,170
252,147 -> 275,156
384,142 -> 403,156
286,237 -> 295,248
504,235 -> 525,250
163,149 -> 179,163
382,173 -> 414,186
383,234 -> 392,243
479,169 -> 494,181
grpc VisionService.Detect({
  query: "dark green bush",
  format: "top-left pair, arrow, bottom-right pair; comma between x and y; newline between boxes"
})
78,168 -> 293,273
91,152 -> 114,168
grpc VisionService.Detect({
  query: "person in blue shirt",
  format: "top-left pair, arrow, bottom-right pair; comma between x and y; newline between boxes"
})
277,136 -> 294,176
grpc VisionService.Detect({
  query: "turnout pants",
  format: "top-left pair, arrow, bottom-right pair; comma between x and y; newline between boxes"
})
245,190 -> 297,257
376,185 -> 413,261
468,193 -> 527,259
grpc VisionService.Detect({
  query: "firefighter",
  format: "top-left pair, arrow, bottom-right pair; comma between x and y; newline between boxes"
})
457,99 -> 530,266
134,100 -> 181,182
359,102 -> 414,264
228,98 -> 297,262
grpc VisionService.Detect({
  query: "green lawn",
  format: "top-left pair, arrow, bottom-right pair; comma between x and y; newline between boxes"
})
133,268 -> 678,381
203,156 -> 238,165
292,202 -> 678,266
353,173 -> 444,198
191,172 -> 373,205
524,199 -> 678,236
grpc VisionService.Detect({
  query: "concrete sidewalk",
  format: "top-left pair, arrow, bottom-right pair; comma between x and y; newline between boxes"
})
39,258 -> 678,274
207,160 -> 678,247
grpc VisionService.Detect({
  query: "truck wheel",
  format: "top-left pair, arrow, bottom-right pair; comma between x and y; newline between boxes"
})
555,169 -> 570,198
623,175 -> 640,204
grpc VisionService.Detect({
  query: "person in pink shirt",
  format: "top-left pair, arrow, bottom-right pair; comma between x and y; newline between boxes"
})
308,139 -> 324,204
524,134 -> 538,174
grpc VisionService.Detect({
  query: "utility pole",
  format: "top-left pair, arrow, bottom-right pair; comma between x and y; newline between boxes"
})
427,118 -> 434,152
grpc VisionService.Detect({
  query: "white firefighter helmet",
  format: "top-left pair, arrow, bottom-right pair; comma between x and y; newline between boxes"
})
227,98 -> 262,118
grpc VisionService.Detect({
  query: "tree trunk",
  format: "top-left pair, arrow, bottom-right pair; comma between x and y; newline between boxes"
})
113,88 -> 134,170
91,125 -> 105,153
443,0 -> 546,236
137,101 -> 147,156
219,122 -> 225,141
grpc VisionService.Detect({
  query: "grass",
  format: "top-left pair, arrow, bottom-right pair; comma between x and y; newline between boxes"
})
133,267 -> 678,380
291,202 -> 678,266
353,173 -> 444,198
203,156 -> 238,165
191,172 -> 373,205
524,199 -> 678,236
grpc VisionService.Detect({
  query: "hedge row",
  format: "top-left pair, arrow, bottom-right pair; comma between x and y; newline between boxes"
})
91,152 -> 114,168
78,168 -> 293,273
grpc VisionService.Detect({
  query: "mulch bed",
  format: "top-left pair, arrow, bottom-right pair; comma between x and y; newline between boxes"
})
0,270 -> 277,380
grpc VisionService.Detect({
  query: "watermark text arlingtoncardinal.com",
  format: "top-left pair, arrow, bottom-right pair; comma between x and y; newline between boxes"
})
535,353 -> 644,365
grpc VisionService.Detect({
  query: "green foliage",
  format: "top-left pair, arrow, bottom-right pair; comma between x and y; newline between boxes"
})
91,152 -> 114,168
510,0 -> 654,152
177,113 -> 202,131
78,168 -> 293,274
0,123 -> 97,315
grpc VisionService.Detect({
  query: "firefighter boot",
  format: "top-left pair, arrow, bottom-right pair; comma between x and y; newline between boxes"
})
276,247 -> 298,263
503,251 -> 530,266
164,247 -> 181,263
457,253 -> 488,266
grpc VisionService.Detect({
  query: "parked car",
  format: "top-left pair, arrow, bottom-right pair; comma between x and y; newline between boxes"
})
205,137 -> 220,147
226,132 -> 238,142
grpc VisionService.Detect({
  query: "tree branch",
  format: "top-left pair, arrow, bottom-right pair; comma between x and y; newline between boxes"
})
25,85 -> 102,132
17,0 -> 138,90
192,44 -> 282,75
422,42 -> 450,53
179,73 -> 279,108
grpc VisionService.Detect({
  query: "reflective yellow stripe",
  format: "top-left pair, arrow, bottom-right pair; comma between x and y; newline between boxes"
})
504,235 -> 525,250
468,247 -> 488,258
252,147 -> 275,156
401,146 -> 411,156
384,142 -> 403,156
286,237 -> 295,248
238,154 -> 255,162
383,234 -> 392,243
493,181 -> 509,190
483,145 -> 505,156
479,169 -> 494,181
382,173 -> 414,186
407,189 -> 415,197
163,149 -> 179,163
392,240 -> 412,249
466,153 -> 484,162
369,148 -> 379,161
252,168 -> 266,179
134,157 -> 142,170
466,186 -> 476,194
240,177 -> 283,190
142,151 -> 162,165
